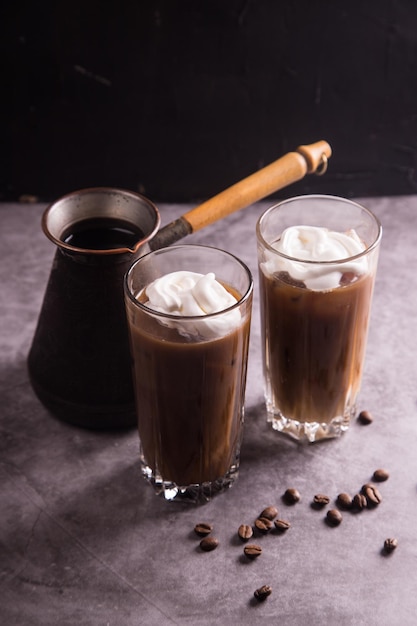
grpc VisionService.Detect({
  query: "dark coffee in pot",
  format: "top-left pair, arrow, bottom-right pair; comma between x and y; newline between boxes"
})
27,187 -> 161,430
63,217 -> 145,250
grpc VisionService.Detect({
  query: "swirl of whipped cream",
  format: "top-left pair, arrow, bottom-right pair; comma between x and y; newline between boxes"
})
263,225 -> 368,290
140,271 -> 241,338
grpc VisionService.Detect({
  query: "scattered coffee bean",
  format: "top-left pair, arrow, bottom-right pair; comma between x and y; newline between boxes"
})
384,538 -> 398,553
373,468 -> 389,482
283,488 -> 301,505
199,536 -> 219,552
326,509 -> 343,526
274,518 -> 291,532
259,506 -> 278,520
362,483 -> 382,507
336,492 -> 353,510
352,493 -> 368,511
244,544 -> 262,559
238,524 -> 253,542
194,522 -> 213,537
313,494 -> 330,507
358,410 -> 373,425
255,517 -> 273,533
254,585 -> 272,602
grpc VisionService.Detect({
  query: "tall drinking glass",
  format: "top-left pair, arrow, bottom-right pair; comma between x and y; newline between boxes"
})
256,195 -> 382,442
124,245 -> 253,501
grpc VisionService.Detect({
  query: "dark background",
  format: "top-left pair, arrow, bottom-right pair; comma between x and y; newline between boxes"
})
3,0 -> 417,204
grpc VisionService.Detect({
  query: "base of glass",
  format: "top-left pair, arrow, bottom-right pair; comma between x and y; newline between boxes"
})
267,407 -> 353,443
140,459 -> 240,503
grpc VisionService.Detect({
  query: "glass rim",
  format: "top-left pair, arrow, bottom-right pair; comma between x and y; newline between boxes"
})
256,194 -> 382,266
124,244 -> 253,321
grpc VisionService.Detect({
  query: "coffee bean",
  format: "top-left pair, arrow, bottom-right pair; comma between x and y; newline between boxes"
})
352,493 -> 367,511
283,488 -> 301,504
194,522 -> 213,537
373,468 -> 389,482
340,272 -> 357,286
384,538 -> 398,553
358,410 -> 373,425
255,517 -> 273,533
313,494 -> 330,507
238,524 -> 253,542
336,492 -> 353,510
199,536 -> 219,552
326,509 -> 343,526
254,585 -> 272,602
362,483 -> 382,507
259,506 -> 278,520
244,544 -> 262,559
274,518 -> 291,532
278,271 -> 306,289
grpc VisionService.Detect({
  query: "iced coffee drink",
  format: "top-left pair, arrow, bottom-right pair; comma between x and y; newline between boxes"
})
124,245 -> 253,501
257,195 -> 381,442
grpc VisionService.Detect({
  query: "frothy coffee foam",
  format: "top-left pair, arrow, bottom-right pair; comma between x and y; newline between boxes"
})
139,271 -> 241,338
263,225 -> 368,290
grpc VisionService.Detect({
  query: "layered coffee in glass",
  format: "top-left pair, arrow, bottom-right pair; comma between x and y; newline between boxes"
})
256,195 -> 382,442
124,245 -> 253,501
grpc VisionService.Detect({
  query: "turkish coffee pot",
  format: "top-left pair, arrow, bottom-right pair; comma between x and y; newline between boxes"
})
27,140 -> 331,429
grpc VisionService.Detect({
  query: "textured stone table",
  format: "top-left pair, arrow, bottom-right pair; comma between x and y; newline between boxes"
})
1,196 -> 417,625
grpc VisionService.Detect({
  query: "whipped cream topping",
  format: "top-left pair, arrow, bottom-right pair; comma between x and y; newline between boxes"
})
263,225 -> 368,290
140,270 -> 241,338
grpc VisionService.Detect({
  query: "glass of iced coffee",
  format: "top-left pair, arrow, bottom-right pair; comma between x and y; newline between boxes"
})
256,195 -> 382,443
124,245 -> 253,501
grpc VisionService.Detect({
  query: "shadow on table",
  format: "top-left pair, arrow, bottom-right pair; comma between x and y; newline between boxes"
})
240,401 -> 338,467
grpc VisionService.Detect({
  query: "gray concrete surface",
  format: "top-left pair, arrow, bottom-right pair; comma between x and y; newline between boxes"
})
1,197 -> 416,625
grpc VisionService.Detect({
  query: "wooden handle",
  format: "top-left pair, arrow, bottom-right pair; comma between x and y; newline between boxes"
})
183,140 -> 331,232
150,140 -> 331,250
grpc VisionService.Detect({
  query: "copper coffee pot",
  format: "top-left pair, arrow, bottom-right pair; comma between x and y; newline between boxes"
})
27,140 -> 331,429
